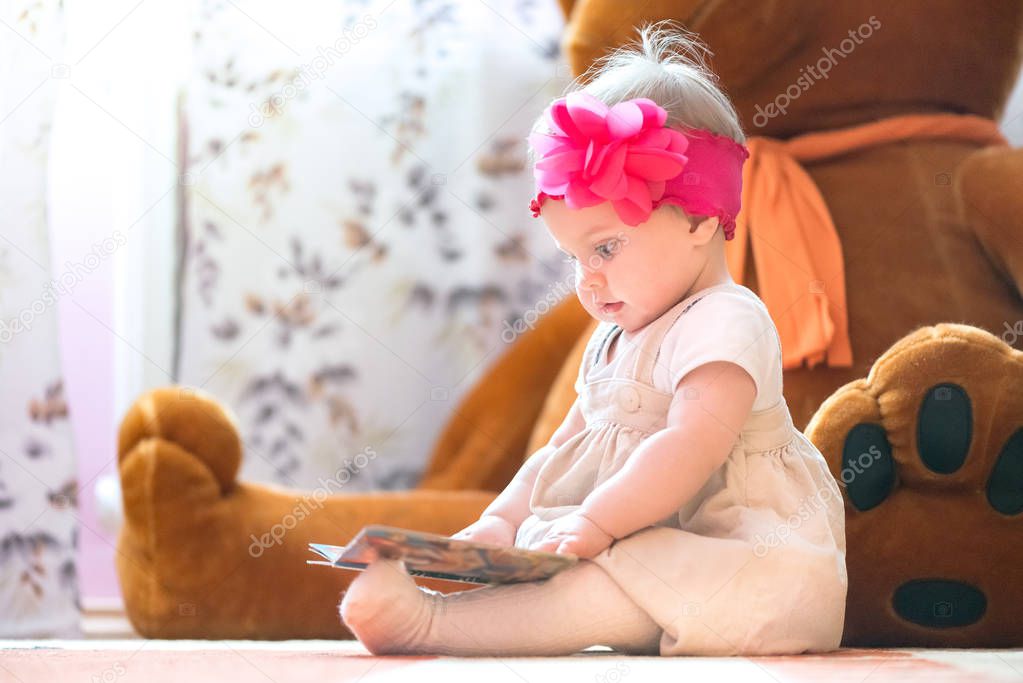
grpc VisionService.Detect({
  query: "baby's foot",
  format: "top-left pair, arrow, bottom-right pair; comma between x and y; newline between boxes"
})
338,557 -> 435,655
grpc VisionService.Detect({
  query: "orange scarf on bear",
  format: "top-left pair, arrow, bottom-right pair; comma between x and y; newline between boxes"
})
728,113 -> 1010,370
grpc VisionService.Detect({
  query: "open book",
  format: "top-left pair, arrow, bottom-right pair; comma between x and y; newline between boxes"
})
307,525 -> 578,585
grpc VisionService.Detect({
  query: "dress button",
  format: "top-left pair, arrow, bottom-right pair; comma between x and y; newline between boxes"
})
617,386 -> 642,413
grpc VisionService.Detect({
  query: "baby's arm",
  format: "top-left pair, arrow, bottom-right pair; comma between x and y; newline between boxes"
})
479,397 -> 587,529
578,361 -> 757,540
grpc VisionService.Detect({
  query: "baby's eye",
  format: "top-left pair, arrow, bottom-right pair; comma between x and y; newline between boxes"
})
595,239 -> 620,260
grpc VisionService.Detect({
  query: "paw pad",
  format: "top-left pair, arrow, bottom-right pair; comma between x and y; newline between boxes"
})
841,383 -> 1021,515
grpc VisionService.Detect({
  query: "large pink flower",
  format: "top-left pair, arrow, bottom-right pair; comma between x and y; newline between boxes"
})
528,92 -> 690,225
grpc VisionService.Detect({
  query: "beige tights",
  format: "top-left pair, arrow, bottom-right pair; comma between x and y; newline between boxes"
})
338,557 -> 662,657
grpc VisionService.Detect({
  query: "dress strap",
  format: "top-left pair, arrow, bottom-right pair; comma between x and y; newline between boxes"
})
629,288 -> 720,386
592,323 -> 622,368
578,321 -> 617,386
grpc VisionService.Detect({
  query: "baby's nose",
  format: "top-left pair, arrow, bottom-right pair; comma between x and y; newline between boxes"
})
577,265 -> 604,287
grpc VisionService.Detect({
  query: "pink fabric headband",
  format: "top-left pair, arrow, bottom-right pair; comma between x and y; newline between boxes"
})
527,91 -> 750,239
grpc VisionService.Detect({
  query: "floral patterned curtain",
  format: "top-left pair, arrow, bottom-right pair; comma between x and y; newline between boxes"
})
0,0 -> 81,637
177,0 -> 572,491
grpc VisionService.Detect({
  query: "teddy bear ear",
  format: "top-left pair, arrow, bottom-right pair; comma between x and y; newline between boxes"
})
685,0 -> 823,91
561,2 -> 820,94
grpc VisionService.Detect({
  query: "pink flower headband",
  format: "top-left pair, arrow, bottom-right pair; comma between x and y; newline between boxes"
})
527,91 -> 750,239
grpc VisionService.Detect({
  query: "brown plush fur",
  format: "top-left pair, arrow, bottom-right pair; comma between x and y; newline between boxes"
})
117,388 -> 496,638
116,1 -> 1023,645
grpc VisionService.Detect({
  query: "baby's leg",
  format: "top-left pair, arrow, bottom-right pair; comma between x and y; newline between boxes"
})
339,557 -> 662,656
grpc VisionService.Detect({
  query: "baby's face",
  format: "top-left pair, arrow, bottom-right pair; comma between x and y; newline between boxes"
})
541,199 -> 715,333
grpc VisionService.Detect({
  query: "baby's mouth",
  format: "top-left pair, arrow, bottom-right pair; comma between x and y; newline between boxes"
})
599,301 -> 624,314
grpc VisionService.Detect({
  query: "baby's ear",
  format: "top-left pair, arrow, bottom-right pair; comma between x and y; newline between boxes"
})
680,210 -> 709,230
691,215 -> 720,243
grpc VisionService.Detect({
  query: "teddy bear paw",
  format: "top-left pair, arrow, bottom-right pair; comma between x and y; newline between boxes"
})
807,322 -> 1023,646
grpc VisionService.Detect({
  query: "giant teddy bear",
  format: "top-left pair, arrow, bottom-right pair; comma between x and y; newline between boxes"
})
116,0 -> 1023,647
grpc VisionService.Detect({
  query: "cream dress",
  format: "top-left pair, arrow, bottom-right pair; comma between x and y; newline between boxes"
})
515,282 -> 848,655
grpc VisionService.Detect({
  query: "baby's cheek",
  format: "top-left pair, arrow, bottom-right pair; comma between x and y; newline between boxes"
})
575,284 -> 594,309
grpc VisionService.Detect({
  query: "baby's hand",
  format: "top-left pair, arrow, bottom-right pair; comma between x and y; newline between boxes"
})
528,512 -> 614,559
450,514 -> 517,547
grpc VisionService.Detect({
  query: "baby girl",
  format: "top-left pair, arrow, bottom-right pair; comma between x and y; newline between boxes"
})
339,22 -> 848,657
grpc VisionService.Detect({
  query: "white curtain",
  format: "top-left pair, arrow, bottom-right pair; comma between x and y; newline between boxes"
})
0,0 -> 81,637
176,0 -> 572,491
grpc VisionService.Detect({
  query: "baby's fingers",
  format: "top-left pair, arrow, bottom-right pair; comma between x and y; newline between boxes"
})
528,537 -> 561,553
553,538 -> 582,556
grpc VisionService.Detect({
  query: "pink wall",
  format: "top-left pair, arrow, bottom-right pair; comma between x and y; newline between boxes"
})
55,247 -> 122,602
51,129 -> 122,603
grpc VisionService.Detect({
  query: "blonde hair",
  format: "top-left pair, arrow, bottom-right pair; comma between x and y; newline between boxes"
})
528,21 -> 744,227
537,20 -> 743,142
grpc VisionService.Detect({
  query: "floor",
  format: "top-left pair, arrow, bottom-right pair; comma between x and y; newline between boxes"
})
2,639 -> 1023,682
0,601 -> 1018,682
